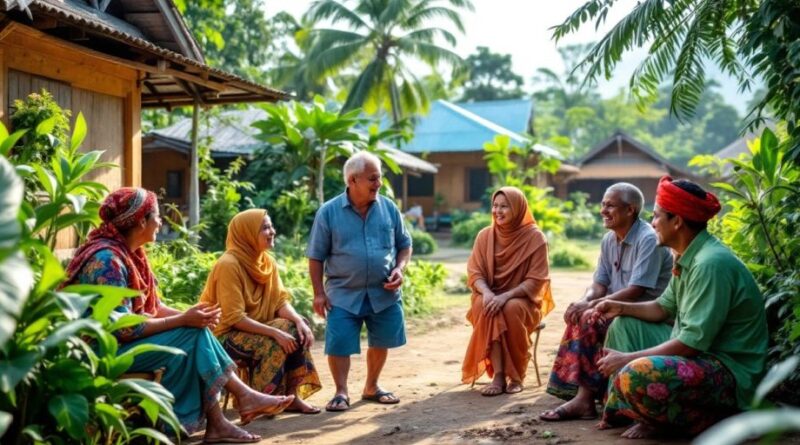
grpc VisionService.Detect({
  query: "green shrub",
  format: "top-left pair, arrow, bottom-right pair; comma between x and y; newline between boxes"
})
276,255 -> 315,331
402,260 -> 447,316
563,192 -> 605,239
549,241 -> 591,269
452,212 -> 492,247
199,153 -> 254,253
149,242 -> 218,310
10,89 -> 71,166
410,228 -> 437,255
1,118 -> 179,443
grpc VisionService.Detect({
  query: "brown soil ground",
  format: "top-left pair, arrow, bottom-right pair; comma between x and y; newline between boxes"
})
204,244 -> 798,444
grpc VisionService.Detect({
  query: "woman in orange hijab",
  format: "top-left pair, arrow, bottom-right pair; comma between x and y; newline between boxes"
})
201,209 -> 322,413
462,187 -> 555,395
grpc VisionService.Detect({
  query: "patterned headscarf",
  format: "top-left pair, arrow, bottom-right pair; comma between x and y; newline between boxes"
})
64,188 -> 161,316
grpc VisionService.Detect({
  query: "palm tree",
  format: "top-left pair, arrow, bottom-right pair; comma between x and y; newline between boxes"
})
305,0 -> 473,125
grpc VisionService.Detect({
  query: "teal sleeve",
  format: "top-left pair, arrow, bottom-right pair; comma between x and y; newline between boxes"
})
674,263 -> 732,351
656,280 -> 677,317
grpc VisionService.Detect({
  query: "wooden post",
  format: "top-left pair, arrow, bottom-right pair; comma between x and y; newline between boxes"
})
402,170 -> 409,211
189,101 -> 200,227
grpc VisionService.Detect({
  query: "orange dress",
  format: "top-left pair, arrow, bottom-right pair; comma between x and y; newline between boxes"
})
461,187 -> 555,384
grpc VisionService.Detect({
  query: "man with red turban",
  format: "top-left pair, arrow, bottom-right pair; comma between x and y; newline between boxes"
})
590,177 -> 768,440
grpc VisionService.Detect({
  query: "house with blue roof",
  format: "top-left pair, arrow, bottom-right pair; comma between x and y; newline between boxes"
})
392,98 -> 572,216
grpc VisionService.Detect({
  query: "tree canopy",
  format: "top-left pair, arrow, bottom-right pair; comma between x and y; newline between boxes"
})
459,46 -> 524,102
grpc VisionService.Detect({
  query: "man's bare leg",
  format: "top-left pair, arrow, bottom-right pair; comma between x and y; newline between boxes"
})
327,355 -> 351,410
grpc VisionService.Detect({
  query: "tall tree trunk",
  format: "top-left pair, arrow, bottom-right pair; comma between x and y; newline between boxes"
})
389,79 -> 402,127
317,145 -> 326,203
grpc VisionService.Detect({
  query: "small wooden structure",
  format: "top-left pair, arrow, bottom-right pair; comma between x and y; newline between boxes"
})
564,131 -> 701,205
0,0 -> 288,247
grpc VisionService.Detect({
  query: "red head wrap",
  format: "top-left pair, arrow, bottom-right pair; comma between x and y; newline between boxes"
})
655,176 -> 721,223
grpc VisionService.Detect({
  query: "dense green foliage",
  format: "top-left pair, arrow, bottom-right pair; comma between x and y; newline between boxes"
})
409,228 -> 437,255
401,260 -> 447,316
10,90 -> 71,167
532,45 -> 742,164
548,240 -> 592,269
1,101 -> 180,444
459,46 -> 524,102
711,128 -> 800,403
198,154 -> 254,253
451,212 -> 492,247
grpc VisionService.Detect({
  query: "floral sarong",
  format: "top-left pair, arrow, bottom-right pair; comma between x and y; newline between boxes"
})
602,355 -> 738,434
219,319 -> 321,400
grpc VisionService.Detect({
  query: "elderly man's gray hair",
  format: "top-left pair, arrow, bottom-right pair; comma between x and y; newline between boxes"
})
343,151 -> 382,185
605,182 -> 645,215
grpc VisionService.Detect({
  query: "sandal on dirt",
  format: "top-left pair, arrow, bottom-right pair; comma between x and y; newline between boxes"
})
539,406 -> 598,422
480,383 -> 505,397
361,389 -> 400,404
285,405 -> 322,415
505,382 -> 524,394
325,394 -> 351,412
203,432 -> 261,444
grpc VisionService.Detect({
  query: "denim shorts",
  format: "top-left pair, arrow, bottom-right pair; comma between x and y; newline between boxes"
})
324,298 -> 406,356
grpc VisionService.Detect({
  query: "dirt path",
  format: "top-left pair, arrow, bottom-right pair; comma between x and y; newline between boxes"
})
230,266 -> 687,444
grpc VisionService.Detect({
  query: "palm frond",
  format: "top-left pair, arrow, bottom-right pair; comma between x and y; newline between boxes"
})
306,0 -> 370,30
379,0 -> 413,28
308,36 -> 369,79
404,5 -> 465,33
401,27 -> 457,47
343,59 -> 386,113
395,38 -> 463,67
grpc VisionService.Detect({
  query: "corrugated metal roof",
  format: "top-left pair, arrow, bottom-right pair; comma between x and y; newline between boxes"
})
402,99 -> 561,158
146,108 -> 438,173
2,0 -> 290,105
458,99 -> 532,134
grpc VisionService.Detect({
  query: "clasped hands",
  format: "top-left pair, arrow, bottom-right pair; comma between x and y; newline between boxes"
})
181,302 -> 221,329
481,290 -> 510,317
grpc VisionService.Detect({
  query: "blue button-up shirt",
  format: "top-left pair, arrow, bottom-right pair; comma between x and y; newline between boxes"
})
593,218 -> 673,301
306,191 -> 412,314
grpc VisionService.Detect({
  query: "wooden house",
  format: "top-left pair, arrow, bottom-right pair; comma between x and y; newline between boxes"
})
0,0 -> 288,247
565,131 -> 702,205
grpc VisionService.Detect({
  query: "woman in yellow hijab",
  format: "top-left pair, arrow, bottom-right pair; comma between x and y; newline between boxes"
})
201,209 -> 321,414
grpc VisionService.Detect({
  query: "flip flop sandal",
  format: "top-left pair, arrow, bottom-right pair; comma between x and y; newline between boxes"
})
325,394 -> 351,412
480,384 -> 505,397
505,383 -> 524,394
203,432 -> 261,444
285,405 -> 322,415
361,389 -> 400,404
539,406 -> 598,422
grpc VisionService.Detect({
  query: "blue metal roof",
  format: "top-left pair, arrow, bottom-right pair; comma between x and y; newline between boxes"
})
458,99 -> 532,134
401,99 -> 560,158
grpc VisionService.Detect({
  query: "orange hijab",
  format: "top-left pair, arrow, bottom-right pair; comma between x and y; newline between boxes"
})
200,209 -> 289,335
467,187 -> 554,316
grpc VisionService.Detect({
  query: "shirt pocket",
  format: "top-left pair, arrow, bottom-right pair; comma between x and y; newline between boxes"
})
381,225 -> 396,249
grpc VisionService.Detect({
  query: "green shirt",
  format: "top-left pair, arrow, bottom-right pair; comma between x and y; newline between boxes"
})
657,230 -> 768,409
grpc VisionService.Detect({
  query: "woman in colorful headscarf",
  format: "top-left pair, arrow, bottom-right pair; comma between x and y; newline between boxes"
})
64,188 -> 294,443
462,186 -> 555,395
200,209 -> 322,414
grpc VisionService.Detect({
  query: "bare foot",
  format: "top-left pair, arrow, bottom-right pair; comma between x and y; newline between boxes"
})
621,422 -> 657,439
204,416 -> 260,444
285,397 -> 321,414
237,392 -> 295,425
596,420 -> 617,430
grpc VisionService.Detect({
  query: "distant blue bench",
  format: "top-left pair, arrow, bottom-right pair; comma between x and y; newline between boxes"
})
424,213 -> 452,231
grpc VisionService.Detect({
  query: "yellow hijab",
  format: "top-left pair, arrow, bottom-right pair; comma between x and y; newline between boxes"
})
200,209 -> 290,335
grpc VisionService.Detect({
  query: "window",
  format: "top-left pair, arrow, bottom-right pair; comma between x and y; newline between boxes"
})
166,170 -> 183,199
466,167 -> 491,202
408,173 -> 434,197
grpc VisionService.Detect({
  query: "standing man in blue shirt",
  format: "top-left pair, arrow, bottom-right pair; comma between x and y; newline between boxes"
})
307,151 -> 413,412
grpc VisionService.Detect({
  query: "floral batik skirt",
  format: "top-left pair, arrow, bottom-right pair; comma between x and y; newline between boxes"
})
546,311 -> 611,400
219,318 -> 321,400
602,355 -> 738,434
